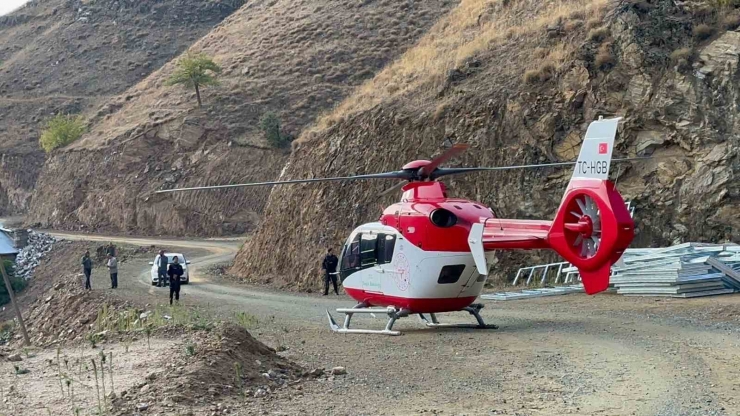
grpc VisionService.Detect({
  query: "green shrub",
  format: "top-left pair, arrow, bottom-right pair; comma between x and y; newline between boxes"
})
259,112 -> 293,148
0,261 -> 26,307
39,114 -> 85,153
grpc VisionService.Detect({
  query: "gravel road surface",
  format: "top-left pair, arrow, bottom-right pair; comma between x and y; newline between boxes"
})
43,231 -> 740,416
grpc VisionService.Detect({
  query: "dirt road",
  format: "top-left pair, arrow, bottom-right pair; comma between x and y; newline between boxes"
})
41,231 -> 740,415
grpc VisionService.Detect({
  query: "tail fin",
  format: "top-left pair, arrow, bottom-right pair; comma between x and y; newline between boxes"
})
547,117 -> 635,294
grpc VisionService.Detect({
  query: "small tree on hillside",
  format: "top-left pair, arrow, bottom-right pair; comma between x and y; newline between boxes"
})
165,53 -> 222,108
259,112 -> 293,148
39,114 -> 86,153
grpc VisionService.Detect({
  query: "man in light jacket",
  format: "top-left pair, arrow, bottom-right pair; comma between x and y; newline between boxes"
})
106,253 -> 118,289
156,250 -> 168,287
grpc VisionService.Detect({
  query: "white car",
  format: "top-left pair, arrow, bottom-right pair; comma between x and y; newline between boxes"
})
149,253 -> 191,286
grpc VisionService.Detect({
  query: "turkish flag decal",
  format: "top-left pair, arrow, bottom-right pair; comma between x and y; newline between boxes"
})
598,142 -> 608,154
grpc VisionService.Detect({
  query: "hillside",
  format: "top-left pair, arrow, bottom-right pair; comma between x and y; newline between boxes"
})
0,0 -> 245,215
26,0 -> 458,236
233,0 -> 740,289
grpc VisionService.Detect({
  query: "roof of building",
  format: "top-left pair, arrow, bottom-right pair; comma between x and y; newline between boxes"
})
0,230 -> 18,255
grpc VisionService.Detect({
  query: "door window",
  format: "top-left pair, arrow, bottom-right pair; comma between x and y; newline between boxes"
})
360,233 -> 378,266
377,234 -> 396,264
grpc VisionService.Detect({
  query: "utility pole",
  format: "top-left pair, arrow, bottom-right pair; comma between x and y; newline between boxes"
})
0,260 -> 30,346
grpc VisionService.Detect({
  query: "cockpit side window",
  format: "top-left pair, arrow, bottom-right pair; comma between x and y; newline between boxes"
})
341,233 -> 361,272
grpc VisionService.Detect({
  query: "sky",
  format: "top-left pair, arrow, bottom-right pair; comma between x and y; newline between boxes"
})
0,0 -> 30,16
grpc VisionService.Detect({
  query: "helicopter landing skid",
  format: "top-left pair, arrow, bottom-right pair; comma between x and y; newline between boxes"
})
326,303 -> 409,336
418,303 -> 499,330
326,302 -> 497,335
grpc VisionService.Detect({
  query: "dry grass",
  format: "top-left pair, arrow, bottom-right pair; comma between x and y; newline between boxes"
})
722,14 -> 740,29
594,43 -> 615,69
670,47 -> 694,62
586,17 -> 602,28
305,0 -> 609,138
564,19 -> 584,32
692,23 -> 716,40
587,26 -> 610,42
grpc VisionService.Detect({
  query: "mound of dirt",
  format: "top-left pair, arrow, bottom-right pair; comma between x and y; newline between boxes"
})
112,322 -> 305,413
1,240 -> 156,347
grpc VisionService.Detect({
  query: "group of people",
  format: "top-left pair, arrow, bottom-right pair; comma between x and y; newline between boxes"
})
80,244 -> 340,302
81,243 -> 118,290
80,244 -> 184,305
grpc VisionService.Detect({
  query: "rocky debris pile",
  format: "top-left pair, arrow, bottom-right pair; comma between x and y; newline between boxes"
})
14,231 -> 58,280
4,241 -> 157,347
21,280 -> 133,347
203,261 -> 232,278
111,323 -> 306,415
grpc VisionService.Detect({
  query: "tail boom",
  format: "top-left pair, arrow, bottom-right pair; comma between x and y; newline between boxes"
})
476,117 -> 634,295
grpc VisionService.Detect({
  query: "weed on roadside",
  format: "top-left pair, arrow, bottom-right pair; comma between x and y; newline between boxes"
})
234,311 -> 259,330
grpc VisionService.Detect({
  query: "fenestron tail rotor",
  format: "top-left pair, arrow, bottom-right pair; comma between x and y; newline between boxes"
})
569,195 -> 601,258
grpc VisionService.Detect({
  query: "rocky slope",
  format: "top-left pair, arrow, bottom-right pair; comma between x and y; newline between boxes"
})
234,0 -> 740,289
27,0 -> 458,236
0,0 -> 245,215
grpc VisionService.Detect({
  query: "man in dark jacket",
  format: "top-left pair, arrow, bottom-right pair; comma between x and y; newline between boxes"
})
168,256 -> 184,305
322,248 -> 339,296
106,242 -> 116,257
156,250 -> 168,287
81,250 -> 92,290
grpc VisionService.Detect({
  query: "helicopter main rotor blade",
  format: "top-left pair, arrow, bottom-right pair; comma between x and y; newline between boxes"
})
418,143 -> 469,178
153,171 -> 410,194
429,156 -> 655,180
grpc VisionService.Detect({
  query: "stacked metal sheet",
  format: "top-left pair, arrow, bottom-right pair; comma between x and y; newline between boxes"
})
610,243 -> 740,298
480,285 -> 585,301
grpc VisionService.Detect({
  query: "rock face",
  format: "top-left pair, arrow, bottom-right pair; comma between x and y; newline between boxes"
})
233,0 -> 740,289
27,0 -> 458,236
0,0 -> 245,216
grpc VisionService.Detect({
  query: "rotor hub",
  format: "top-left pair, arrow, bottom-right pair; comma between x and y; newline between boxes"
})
563,194 -> 602,259
564,215 -> 593,238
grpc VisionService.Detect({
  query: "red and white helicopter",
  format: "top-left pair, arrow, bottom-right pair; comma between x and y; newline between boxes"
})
157,116 -> 636,335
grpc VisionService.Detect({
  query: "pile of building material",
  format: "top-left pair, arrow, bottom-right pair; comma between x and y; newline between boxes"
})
480,285 -> 585,301
14,231 -> 58,280
482,242 -> 740,301
610,243 -> 740,297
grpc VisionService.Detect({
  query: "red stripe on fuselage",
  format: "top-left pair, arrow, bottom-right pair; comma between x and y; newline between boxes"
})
344,288 -> 477,313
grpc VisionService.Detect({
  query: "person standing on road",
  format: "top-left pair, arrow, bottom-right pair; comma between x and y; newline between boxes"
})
322,248 -> 339,296
106,253 -> 118,289
81,250 -> 93,290
156,250 -> 168,287
168,256 -> 184,305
